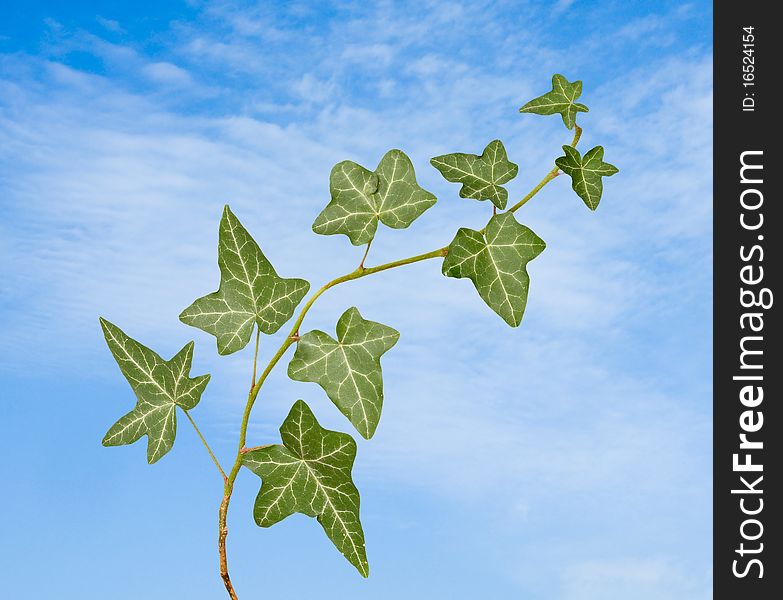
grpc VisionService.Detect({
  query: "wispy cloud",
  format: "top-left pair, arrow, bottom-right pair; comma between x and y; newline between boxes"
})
142,61 -> 192,86
96,16 -> 125,34
552,0 -> 577,16
558,557 -> 712,600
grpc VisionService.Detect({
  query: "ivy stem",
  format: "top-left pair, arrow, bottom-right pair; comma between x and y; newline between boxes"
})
216,245 -> 447,599
215,125 -> 583,598
183,410 -> 227,481
505,124 -> 582,214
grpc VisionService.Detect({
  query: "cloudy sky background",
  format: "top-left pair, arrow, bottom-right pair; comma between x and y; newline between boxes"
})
0,1 -> 712,598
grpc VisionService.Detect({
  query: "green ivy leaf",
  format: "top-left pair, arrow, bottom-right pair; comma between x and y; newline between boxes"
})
180,206 -> 310,355
243,400 -> 368,577
555,145 -> 619,210
99,318 -> 210,464
442,212 -> 545,327
288,307 -> 399,439
312,150 -> 436,246
519,74 -> 589,130
430,140 -> 518,209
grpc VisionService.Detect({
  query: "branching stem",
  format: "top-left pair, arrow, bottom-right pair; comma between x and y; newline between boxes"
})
216,245 -> 447,598
215,124 -> 583,598
505,125 -> 582,214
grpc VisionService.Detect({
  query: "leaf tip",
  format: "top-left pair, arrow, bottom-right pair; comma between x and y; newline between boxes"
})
178,303 -> 200,328
289,398 -> 309,418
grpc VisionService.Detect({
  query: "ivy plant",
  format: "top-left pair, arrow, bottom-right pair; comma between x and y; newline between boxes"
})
99,74 -> 617,598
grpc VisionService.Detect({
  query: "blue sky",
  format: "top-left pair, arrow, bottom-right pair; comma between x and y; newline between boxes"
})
0,1 -> 712,598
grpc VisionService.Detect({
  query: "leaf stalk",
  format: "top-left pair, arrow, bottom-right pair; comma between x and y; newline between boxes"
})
183,410 -> 227,481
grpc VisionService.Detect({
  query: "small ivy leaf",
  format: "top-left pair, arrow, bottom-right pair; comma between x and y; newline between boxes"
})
430,140 -> 518,210
555,145 -> 619,210
99,318 -> 210,464
288,307 -> 399,439
180,206 -> 310,355
313,162 -> 380,246
374,150 -> 439,230
442,212 -> 545,327
520,74 -> 589,130
243,400 -> 369,577
312,150 -> 436,246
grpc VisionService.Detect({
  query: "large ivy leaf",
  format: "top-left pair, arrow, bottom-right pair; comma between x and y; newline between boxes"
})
288,307 -> 399,439
312,150 -> 436,246
180,206 -> 310,355
99,318 -> 210,464
442,212 -> 545,327
243,400 -> 368,576
555,145 -> 619,210
430,140 -> 518,209
519,74 -> 589,130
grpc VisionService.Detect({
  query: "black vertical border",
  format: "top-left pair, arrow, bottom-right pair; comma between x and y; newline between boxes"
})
714,2 -> 779,598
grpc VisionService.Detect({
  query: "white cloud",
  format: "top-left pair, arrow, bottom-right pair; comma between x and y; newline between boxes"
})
142,61 -> 193,86
561,558 -> 712,600
291,73 -> 338,103
552,0 -> 577,16
96,16 -> 125,34
341,43 -> 395,66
